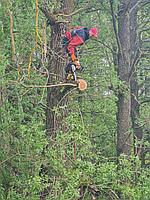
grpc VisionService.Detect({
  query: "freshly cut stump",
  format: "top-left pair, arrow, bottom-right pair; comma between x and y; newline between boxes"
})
77,79 -> 87,91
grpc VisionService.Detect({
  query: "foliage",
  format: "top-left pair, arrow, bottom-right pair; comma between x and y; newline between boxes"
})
0,0 -> 150,200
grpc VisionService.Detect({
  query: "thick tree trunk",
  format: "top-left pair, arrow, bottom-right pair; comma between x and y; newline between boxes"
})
116,0 -> 132,156
46,22 -> 65,136
116,0 -> 139,156
45,0 -> 75,137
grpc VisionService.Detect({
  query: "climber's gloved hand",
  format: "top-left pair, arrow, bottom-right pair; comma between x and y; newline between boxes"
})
71,54 -> 81,70
74,60 -> 81,69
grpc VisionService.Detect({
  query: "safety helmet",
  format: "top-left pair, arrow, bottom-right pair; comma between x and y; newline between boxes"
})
89,28 -> 98,38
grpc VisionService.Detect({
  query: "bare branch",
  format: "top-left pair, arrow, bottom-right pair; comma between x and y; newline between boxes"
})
20,82 -> 77,88
129,49 -> 142,78
96,39 -> 114,52
141,98 -> 150,104
55,7 -> 86,17
109,0 -> 122,53
129,0 -> 150,15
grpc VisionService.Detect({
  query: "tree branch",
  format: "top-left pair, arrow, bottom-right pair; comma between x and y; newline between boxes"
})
55,7 -> 86,17
109,0 -> 122,53
20,82 -> 77,88
96,39 -> 114,52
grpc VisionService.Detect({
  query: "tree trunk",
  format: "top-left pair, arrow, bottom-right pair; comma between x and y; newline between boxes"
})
116,0 -> 132,156
46,22 -> 65,136
116,0 -> 139,156
45,0 -> 75,137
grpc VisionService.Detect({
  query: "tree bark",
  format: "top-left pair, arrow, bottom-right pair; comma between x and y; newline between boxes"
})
116,0 -> 132,156
116,0 -> 139,156
45,0 -> 75,137
46,21 -> 65,136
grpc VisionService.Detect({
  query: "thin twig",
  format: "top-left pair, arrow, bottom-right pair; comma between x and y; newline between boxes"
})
55,7 -> 86,17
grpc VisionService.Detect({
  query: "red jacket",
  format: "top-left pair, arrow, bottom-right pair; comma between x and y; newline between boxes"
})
63,27 -> 90,55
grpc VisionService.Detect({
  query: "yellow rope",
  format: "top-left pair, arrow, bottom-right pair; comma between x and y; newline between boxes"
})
41,20 -> 47,62
18,64 -> 21,81
28,48 -> 35,79
28,0 -> 38,79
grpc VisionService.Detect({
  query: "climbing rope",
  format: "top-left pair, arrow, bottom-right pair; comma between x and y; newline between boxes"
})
28,0 -> 38,79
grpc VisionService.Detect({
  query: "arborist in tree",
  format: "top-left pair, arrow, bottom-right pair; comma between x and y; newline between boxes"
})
63,26 -> 98,81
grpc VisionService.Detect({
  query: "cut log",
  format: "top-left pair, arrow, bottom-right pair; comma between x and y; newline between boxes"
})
77,79 -> 87,91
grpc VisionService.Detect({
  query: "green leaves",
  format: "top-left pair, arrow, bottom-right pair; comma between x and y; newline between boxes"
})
0,0 -> 150,199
